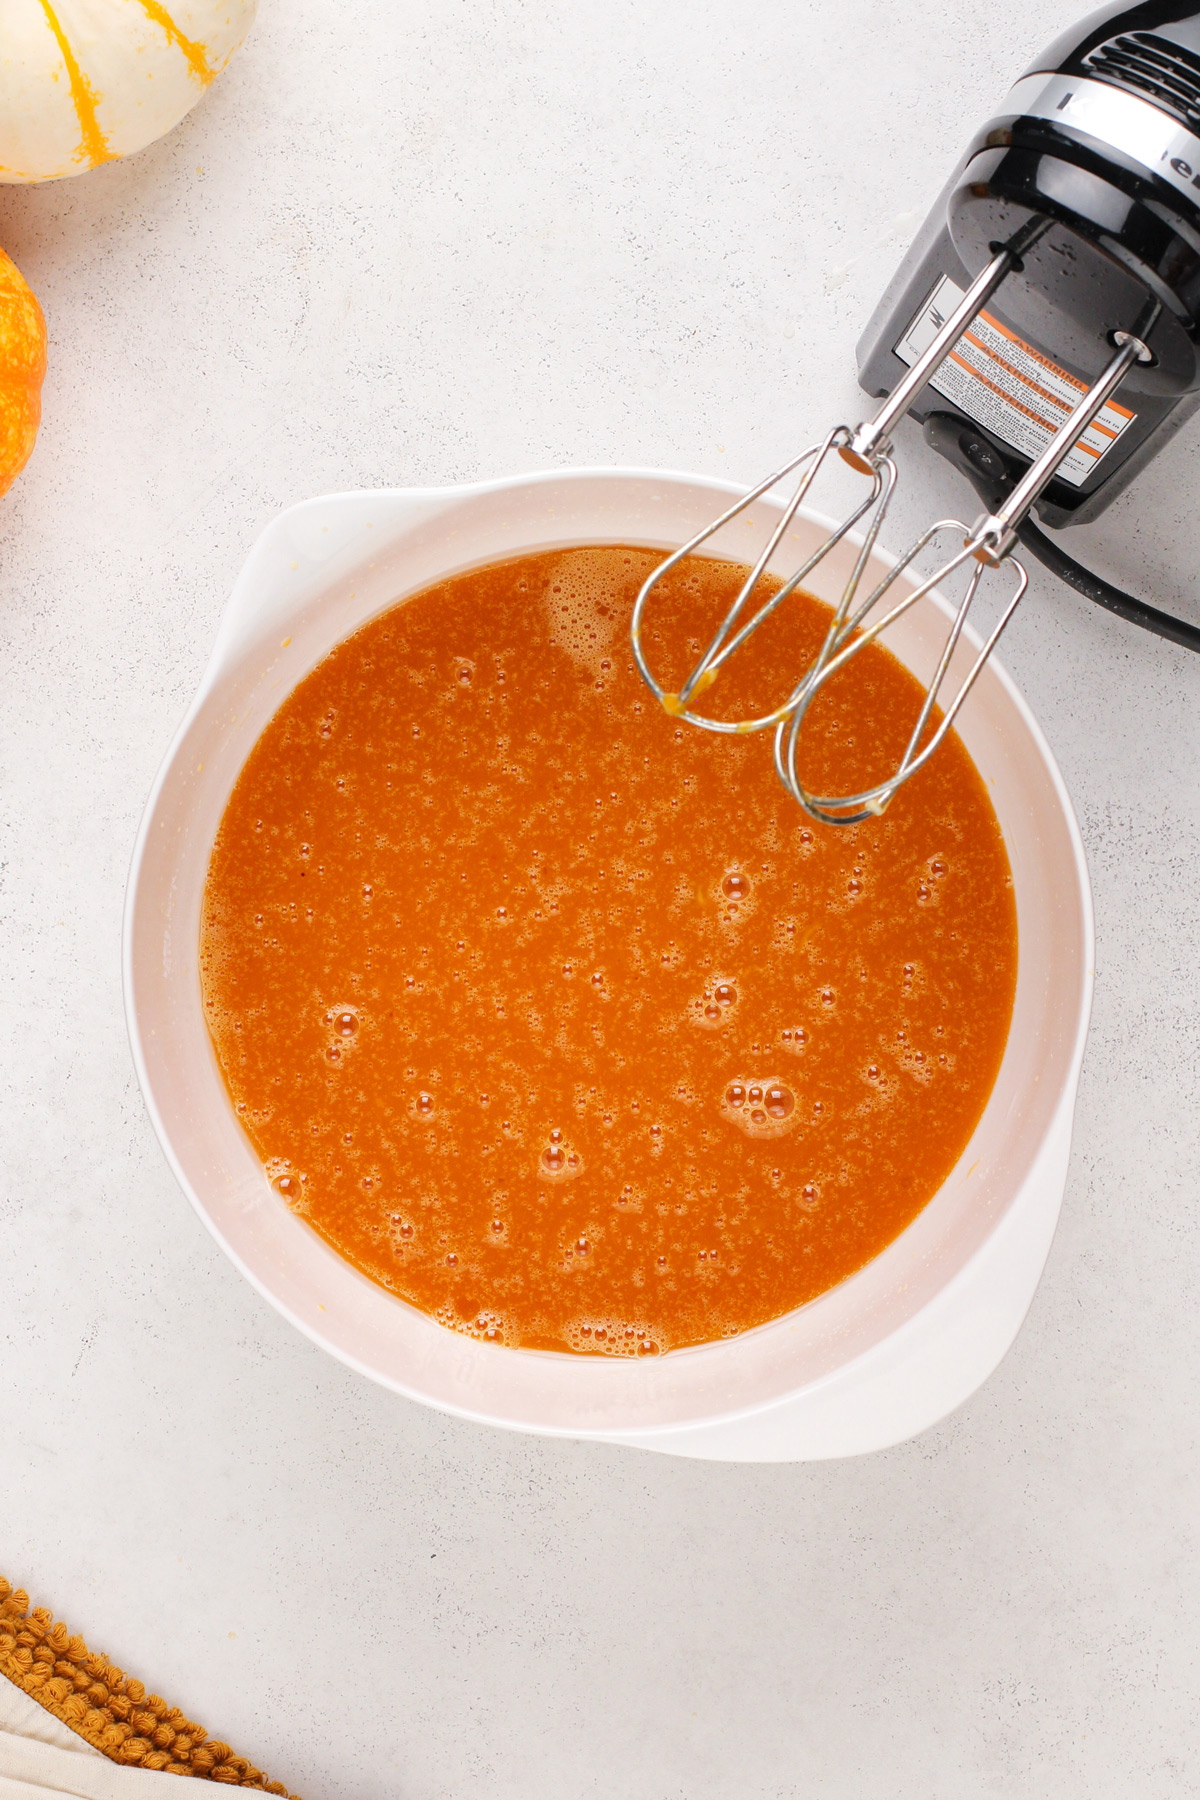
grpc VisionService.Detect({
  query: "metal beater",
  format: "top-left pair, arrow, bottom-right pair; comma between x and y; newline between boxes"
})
632,0 -> 1200,825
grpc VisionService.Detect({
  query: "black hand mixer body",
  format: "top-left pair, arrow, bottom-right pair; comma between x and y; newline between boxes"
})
859,2 -> 1200,642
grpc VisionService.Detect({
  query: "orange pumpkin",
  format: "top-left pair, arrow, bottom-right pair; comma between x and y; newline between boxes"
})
0,247 -> 46,499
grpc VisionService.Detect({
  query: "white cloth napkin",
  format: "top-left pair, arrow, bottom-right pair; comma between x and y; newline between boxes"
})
0,1676 -> 184,1797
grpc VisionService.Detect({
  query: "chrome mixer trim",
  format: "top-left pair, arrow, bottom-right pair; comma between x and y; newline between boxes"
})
994,71 -> 1200,210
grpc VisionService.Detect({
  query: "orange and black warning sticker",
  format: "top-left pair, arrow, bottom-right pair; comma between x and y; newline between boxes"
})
895,274 -> 1135,487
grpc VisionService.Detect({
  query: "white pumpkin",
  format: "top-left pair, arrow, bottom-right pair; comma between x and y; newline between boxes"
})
0,0 -> 257,183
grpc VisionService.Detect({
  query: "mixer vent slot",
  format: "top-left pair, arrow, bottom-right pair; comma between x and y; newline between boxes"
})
1083,31 -> 1200,135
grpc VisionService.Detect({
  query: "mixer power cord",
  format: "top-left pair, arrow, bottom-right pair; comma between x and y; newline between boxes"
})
923,412 -> 1200,656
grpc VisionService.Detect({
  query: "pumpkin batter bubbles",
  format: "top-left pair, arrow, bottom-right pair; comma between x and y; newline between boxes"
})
200,547 -> 1017,1356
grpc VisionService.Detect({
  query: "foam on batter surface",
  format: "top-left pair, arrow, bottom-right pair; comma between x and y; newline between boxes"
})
200,546 -> 1017,1355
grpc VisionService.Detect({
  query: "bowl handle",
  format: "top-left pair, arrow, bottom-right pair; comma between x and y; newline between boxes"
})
202,488 -> 464,688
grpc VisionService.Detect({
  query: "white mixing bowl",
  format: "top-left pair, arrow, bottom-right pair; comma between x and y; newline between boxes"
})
123,469 -> 1093,1461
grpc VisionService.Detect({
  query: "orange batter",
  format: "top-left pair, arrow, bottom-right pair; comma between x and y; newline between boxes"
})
200,546 -> 1017,1355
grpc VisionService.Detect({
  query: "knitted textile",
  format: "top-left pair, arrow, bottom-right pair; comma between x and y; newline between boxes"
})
0,1579 -> 300,1794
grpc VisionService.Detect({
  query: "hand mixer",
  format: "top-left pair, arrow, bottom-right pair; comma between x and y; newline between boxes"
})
632,0 -> 1200,824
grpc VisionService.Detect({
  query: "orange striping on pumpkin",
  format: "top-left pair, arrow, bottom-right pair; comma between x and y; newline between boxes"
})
35,0 -> 115,169
133,0 -> 216,84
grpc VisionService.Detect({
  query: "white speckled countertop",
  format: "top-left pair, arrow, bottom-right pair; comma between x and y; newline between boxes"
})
3,2 -> 1200,1794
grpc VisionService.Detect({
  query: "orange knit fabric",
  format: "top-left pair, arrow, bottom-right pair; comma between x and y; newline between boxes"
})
0,1577 -> 301,1794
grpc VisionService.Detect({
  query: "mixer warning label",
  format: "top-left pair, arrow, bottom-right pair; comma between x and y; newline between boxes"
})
895,275 -> 1135,487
